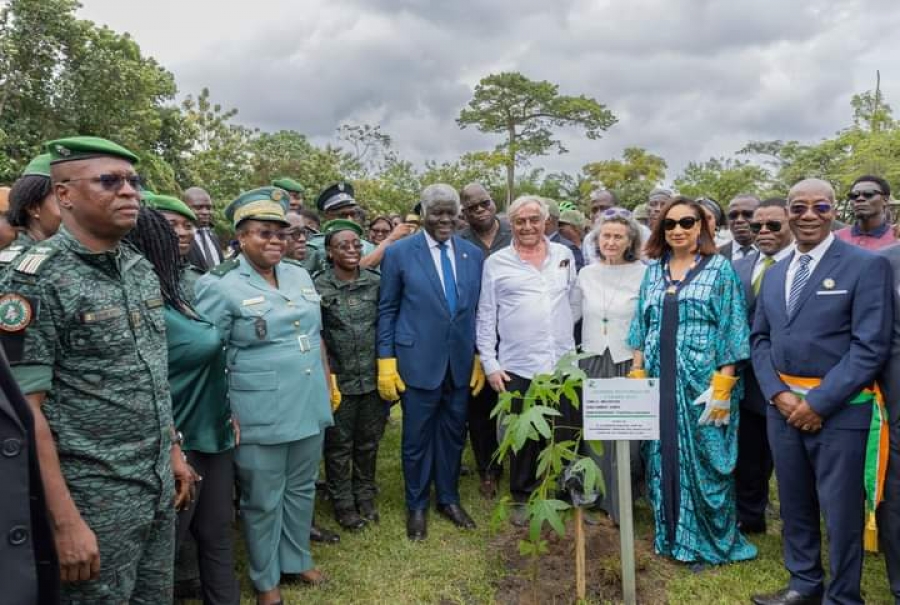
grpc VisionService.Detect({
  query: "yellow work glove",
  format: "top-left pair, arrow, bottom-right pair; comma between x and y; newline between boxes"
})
626,368 -> 647,379
695,372 -> 737,426
470,355 -> 485,397
377,358 -> 406,402
329,374 -> 342,411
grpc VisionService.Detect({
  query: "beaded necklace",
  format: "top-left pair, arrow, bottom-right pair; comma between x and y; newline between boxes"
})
662,252 -> 702,295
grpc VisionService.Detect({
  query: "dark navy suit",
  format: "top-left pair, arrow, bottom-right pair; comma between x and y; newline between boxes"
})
377,231 -> 483,510
878,243 -> 900,604
733,251 -> 774,530
751,237 -> 893,604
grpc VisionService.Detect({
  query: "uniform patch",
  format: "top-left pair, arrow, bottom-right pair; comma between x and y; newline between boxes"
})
242,296 -> 265,306
0,245 -> 25,264
0,294 -> 33,332
14,246 -> 57,275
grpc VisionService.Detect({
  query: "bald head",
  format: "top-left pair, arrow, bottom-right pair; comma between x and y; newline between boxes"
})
787,178 -> 836,252
460,182 -> 496,232
182,187 -> 213,227
788,178 -> 835,203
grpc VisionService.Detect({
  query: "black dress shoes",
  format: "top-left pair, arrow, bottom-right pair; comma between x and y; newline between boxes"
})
436,503 -> 476,529
751,588 -> 823,605
309,523 -> 340,544
407,509 -> 427,541
335,508 -> 367,531
357,500 -> 380,523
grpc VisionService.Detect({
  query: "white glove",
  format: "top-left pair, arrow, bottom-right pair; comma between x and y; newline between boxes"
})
693,387 -> 731,427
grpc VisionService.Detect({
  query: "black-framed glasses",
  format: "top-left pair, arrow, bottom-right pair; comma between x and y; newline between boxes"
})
333,242 -> 364,253
749,220 -> 783,233
463,199 -> 493,212
246,228 -> 290,241
848,189 -> 883,200
663,217 -> 700,230
789,202 -> 833,216
61,174 -> 143,191
727,209 -> 755,221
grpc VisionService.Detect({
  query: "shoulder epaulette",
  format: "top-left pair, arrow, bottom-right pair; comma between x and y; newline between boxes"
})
209,258 -> 239,277
13,245 -> 58,275
0,244 -> 27,265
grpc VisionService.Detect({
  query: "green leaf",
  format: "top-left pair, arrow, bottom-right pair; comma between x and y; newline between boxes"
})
531,498 -> 570,539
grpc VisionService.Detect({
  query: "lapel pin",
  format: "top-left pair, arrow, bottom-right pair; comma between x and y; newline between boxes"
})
822,278 -> 835,290
462,253 -> 468,259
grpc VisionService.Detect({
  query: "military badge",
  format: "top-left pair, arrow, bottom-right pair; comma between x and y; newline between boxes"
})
271,189 -> 284,202
0,294 -> 33,332
55,144 -> 71,157
822,278 -> 835,290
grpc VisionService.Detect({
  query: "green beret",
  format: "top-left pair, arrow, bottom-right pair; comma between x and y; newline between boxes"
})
22,153 -> 52,178
144,193 -> 197,222
271,178 -> 304,194
225,187 -> 290,228
45,136 -> 139,165
559,208 -> 586,228
321,219 -> 363,238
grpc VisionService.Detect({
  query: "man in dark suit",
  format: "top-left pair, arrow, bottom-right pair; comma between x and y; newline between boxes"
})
719,194 -> 759,261
183,187 -> 224,271
733,198 -> 793,534
0,346 -> 58,605
878,242 -> 900,604
751,179 -> 893,605
377,183 -> 485,541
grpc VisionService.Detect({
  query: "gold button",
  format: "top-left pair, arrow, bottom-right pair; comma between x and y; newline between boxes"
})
294,321 -> 300,327
305,369 -> 312,375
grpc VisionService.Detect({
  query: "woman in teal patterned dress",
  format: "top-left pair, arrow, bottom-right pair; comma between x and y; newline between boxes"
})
627,197 -> 757,565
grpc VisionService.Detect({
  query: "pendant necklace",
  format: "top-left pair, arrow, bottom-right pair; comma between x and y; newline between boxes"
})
663,252 -> 701,295
599,263 -> 627,336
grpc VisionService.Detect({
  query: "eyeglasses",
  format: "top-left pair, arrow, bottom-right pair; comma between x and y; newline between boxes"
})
463,199 -> 493,212
663,216 -> 700,230
727,209 -> 755,221
333,242 -> 364,253
369,227 -> 392,236
602,207 -> 632,219
788,202 -> 833,216
848,189 -> 883,200
749,220 -> 783,233
61,174 -> 143,191
246,228 -> 290,241
282,227 -> 309,241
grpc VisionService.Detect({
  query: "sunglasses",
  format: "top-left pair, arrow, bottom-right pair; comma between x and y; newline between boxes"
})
789,202 -> 833,216
602,207 -> 633,219
848,189 -> 883,200
282,227 -> 310,241
727,209 -> 754,221
246,228 -> 290,241
749,220 -> 783,233
663,216 -> 700,230
62,174 -> 143,191
464,199 -> 493,212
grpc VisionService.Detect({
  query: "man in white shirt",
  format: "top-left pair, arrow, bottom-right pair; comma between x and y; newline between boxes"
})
476,195 -> 579,523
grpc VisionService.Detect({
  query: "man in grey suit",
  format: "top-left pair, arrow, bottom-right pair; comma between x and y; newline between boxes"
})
878,242 -> 900,603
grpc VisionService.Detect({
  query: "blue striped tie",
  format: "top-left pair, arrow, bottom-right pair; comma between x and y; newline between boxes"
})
787,254 -> 812,314
438,242 -> 457,314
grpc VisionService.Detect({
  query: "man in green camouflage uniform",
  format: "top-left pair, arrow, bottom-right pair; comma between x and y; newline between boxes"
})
314,219 -> 386,529
0,136 -> 195,604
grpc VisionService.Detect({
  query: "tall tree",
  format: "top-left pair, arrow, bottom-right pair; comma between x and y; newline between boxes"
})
336,123 -> 396,179
457,72 -> 616,207
582,146 -> 667,208
673,157 -> 770,203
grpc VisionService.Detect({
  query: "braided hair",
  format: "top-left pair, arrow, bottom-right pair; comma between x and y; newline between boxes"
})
123,206 -> 190,311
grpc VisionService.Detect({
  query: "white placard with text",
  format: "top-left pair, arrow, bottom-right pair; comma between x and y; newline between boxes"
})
583,378 -> 660,441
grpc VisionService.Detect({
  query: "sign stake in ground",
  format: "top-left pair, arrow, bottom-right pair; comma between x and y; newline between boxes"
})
574,507 -> 586,601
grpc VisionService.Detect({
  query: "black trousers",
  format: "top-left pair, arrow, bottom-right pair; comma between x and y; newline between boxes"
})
468,384 -> 501,479
176,449 -> 240,605
507,373 -> 580,503
735,409 -> 774,528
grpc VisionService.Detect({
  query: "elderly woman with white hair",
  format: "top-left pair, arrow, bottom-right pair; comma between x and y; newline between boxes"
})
377,183 -> 486,541
573,211 -> 647,524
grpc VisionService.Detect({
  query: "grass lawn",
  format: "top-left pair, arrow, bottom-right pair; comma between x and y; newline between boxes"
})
215,411 -> 893,604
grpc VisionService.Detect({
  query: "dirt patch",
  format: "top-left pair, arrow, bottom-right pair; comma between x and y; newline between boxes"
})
492,514 -> 675,605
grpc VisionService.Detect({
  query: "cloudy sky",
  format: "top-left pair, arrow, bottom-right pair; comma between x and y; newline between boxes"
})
77,0 -> 900,182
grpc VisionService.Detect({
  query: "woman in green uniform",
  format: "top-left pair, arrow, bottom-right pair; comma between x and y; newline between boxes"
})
5,153 -> 60,250
124,208 -> 240,604
315,219 -> 385,530
143,193 -> 205,302
195,187 -> 337,605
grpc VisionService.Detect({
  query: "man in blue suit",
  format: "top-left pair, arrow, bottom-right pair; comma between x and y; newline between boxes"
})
751,179 -> 893,605
733,198 -> 794,534
377,183 -> 485,541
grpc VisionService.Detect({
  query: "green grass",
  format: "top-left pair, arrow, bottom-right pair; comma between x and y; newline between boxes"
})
207,411 -> 894,604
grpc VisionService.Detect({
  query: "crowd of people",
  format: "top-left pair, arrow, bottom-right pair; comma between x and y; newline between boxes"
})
1,134 -> 899,605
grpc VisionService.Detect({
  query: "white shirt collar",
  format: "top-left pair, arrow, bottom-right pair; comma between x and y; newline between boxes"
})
793,233 -> 834,263
423,229 -> 452,250
761,243 -> 794,263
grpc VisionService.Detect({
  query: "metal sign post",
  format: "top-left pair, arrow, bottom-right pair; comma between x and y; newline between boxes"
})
616,440 -> 637,605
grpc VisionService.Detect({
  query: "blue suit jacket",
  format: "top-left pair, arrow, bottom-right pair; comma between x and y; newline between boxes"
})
377,232 -> 483,391
734,251 -> 768,415
751,238 -> 893,429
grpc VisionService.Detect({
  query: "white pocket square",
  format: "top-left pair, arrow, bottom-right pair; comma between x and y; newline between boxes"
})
816,290 -> 848,295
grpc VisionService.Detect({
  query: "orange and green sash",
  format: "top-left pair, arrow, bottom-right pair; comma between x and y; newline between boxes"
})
779,373 -> 889,552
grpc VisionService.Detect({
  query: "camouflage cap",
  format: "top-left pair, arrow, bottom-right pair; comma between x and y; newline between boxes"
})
559,208 -> 587,228
226,186 -> 290,228
45,136 -> 140,165
144,193 -> 197,222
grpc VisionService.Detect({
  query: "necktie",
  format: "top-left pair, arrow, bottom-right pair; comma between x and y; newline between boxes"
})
752,255 -> 775,295
739,245 -> 754,259
438,242 -> 457,314
200,229 -> 217,266
787,254 -> 812,314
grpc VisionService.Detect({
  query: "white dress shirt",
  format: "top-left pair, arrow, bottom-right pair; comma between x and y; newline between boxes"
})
422,230 -> 457,291
477,240 -> 578,379
785,233 -> 834,305
572,261 -> 646,363
751,244 -> 794,284
728,239 -> 757,261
